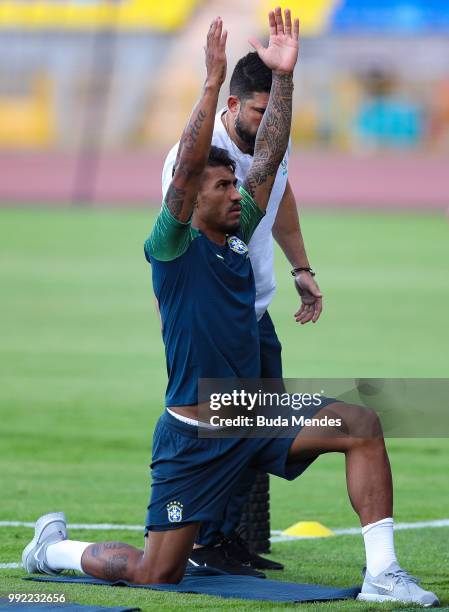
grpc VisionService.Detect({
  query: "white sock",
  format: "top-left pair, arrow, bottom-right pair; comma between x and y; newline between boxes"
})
362,517 -> 397,577
46,540 -> 92,573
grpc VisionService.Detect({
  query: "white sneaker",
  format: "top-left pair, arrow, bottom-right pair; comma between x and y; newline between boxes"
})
357,562 -> 439,607
22,512 -> 67,575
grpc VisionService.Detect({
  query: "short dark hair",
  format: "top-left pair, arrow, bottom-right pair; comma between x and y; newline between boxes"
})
206,145 -> 236,174
172,145 -> 235,177
230,52 -> 272,101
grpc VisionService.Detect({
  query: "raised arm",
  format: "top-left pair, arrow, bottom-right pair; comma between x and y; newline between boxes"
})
242,8 -> 299,211
166,18 -> 227,222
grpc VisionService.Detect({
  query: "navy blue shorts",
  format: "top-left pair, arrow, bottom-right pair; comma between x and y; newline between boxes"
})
145,405 -> 331,532
258,311 -> 283,379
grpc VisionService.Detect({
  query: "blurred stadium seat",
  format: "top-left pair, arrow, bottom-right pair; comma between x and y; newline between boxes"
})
258,0 -> 337,36
0,0 -> 201,31
428,79 -> 449,150
0,73 -> 54,148
331,0 -> 449,33
355,97 -> 423,149
259,0 -> 449,35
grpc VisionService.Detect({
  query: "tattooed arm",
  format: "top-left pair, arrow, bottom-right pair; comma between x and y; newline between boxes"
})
165,17 -> 227,223
242,8 -> 299,211
242,72 -> 294,209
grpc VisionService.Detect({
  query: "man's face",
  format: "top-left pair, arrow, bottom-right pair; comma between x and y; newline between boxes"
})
228,92 -> 270,153
196,165 -> 243,235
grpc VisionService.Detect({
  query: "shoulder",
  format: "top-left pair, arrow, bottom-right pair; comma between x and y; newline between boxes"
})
144,204 -> 201,263
162,142 -> 180,198
211,109 -> 231,150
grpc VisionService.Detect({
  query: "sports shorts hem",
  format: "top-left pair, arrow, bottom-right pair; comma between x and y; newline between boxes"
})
145,399 -> 340,532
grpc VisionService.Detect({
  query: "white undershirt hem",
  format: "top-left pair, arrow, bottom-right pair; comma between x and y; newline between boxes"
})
166,408 -> 217,429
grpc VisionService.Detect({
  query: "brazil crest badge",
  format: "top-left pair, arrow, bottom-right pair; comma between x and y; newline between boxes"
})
227,236 -> 248,255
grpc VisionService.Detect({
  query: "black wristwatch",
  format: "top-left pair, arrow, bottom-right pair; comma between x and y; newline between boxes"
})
291,267 -> 316,277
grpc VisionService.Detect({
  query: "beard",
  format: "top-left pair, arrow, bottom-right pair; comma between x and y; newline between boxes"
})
216,218 -> 241,235
223,220 -> 241,235
234,114 -> 256,154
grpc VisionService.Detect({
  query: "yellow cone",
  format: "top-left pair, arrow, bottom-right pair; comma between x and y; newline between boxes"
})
282,521 -> 334,538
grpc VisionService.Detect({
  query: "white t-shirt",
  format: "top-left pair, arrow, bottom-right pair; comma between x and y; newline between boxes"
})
162,108 -> 290,321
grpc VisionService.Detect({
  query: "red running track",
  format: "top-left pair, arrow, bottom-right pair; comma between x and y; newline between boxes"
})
0,152 -> 448,208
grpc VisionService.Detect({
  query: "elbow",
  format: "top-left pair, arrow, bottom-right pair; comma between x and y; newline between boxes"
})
144,239 -> 181,263
144,240 -> 153,263
174,154 -> 206,179
274,143 -> 289,165
254,147 -> 286,170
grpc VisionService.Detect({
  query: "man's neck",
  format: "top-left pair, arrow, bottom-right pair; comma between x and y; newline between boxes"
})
193,217 -> 227,246
221,111 -> 253,155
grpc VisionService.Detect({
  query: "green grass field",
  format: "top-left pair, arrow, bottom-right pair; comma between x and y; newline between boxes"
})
1,207 -> 448,610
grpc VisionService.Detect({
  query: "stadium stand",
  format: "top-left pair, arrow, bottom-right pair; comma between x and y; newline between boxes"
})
0,0 -> 204,149
331,0 -> 449,33
0,73 -> 54,149
0,0 -> 448,203
0,0 -> 201,31
258,0 -> 337,36
258,0 -> 449,35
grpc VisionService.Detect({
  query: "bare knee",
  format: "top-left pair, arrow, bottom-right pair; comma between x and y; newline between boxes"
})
357,405 -> 383,439
338,403 -> 384,440
134,523 -> 198,585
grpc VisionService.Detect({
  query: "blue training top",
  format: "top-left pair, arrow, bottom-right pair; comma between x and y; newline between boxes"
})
144,187 -> 264,407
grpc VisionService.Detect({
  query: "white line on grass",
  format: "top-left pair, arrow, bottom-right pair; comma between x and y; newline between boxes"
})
0,521 -> 142,531
2,518 -> 449,568
0,519 -> 449,539
0,519 -> 449,570
271,518 -> 449,542
1,518 -> 449,537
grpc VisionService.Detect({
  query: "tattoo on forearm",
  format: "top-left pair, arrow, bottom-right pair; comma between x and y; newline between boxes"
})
243,73 -> 293,198
166,182 -> 186,218
182,109 -> 207,151
168,108 -> 207,219
173,108 -> 207,170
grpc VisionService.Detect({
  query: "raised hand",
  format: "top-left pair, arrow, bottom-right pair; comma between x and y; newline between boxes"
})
205,17 -> 228,88
160,18 -> 227,223
249,7 -> 299,75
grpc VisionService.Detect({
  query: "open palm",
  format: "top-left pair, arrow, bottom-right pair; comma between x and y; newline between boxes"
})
249,7 -> 300,74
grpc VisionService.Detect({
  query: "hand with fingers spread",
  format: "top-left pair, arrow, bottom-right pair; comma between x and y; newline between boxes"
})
249,7 -> 300,75
205,17 -> 228,88
294,272 -> 323,325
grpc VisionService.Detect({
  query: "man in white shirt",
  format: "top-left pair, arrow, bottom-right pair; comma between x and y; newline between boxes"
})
162,51 -> 322,575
